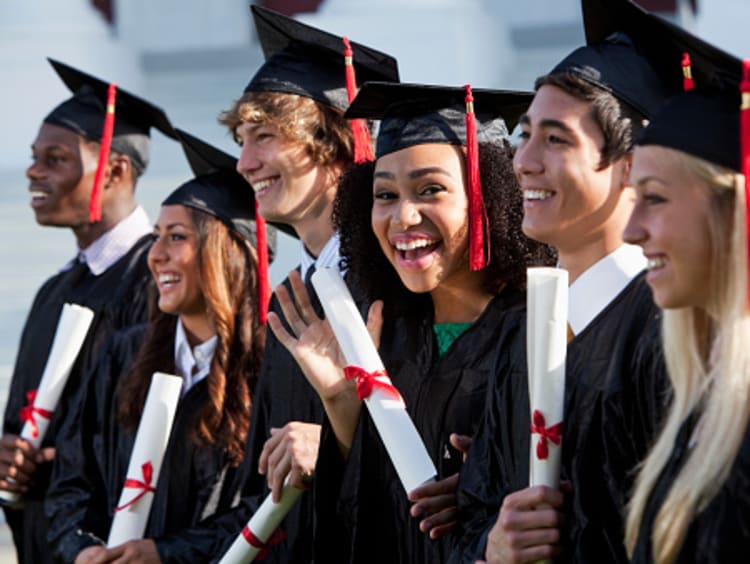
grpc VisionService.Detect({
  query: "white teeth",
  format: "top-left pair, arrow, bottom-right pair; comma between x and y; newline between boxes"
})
394,239 -> 437,251
30,191 -> 47,199
158,274 -> 180,284
646,257 -> 666,270
524,189 -> 554,200
252,177 -> 277,192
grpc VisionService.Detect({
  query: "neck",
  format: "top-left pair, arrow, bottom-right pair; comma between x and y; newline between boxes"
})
180,314 -> 216,348
292,194 -> 336,258
73,198 -> 137,249
557,234 -> 625,285
430,272 -> 494,324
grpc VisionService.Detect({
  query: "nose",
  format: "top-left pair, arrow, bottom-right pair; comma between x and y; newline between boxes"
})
26,159 -> 45,182
147,234 -> 168,267
513,137 -> 543,178
236,143 -> 262,177
622,204 -> 647,247
392,198 -> 421,228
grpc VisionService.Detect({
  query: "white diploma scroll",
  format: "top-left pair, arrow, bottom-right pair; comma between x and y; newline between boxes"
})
527,267 -> 568,490
311,267 -> 437,493
107,372 -> 182,547
0,303 -> 94,505
218,484 -> 304,564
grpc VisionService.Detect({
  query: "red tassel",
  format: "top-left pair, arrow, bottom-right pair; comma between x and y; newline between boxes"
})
740,60 -> 750,303
464,85 -> 489,271
89,83 -> 117,222
342,37 -> 374,163
682,52 -> 695,92
255,201 -> 270,324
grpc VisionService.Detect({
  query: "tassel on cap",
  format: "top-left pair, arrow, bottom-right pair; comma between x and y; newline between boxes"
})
255,201 -> 271,324
464,84 -> 489,271
89,83 -> 117,222
682,52 -> 695,92
740,59 -> 750,301
342,37 -> 375,163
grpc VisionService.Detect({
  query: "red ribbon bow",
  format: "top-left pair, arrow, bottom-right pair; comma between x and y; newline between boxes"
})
241,526 -> 287,561
115,461 -> 157,511
530,410 -> 562,460
19,390 -> 53,439
343,366 -> 403,403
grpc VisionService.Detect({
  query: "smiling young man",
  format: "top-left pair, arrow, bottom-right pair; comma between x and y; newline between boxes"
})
0,59 -> 175,564
450,1 -> 684,562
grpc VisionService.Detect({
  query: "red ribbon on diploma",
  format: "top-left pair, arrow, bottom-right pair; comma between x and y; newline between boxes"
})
241,526 -> 287,561
343,366 -> 404,403
530,410 -> 562,460
19,390 -> 53,439
115,461 -> 157,511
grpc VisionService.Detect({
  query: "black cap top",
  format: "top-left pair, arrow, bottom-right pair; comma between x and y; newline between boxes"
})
165,129 -> 279,257
244,5 -> 400,110
549,0 -> 683,118
345,82 -> 532,158
43,58 -> 177,174
637,90 -> 741,172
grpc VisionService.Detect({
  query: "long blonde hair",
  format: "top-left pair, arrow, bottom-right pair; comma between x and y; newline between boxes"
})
625,148 -> 748,562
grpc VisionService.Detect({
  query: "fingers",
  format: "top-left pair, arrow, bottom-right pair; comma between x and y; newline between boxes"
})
503,485 -> 565,512
38,447 -> 56,464
408,473 -> 458,502
74,546 -> 109,564
366,300 -> 384,349
270,450 -> 292,503
267,311 -> 297,353
422,507 -> 457,539
0,437 -> 39,489
411,492 -> 455,518
450,433 -> 473,460
287,270 -> 319,326
273,284 -> 308,340
258,428 -> 285,475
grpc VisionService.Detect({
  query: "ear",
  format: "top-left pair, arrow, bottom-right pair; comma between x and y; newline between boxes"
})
106,154 -> 133,188
618,152 -> 634,190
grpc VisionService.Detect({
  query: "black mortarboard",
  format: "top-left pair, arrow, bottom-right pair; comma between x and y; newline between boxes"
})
549,0 -> 682,118
346,81 -> 533,271
167,129 -> 279,256
244,5 -> 400,111
345,82 -> 532,158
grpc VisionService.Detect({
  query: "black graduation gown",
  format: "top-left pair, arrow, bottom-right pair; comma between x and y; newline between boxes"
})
45,323 -> 250,563
451,273 -> 668,564
631,415 -> 750,563
153,271 -> 335,563
2,235 -> 152,564
313,287 -> 527,564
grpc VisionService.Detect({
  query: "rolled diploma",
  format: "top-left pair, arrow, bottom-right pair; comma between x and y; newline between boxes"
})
311,267 -> 437,493
0,303 -> 94,504
107,372 -> 182,547
218,483 -> 303,564
527,268 -> 568,490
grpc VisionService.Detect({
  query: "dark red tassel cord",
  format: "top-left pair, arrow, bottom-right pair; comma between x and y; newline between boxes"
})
464,85 -> 489,271
343,37 -> 374,163
682,52 -> 695,92
255,201 -> 270,324
89,83 -> 117,222
740,60 -> 750,303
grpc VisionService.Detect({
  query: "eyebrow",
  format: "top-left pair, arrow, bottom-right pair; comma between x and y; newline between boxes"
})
634,176 -> 667,189
519,114 -> 577,137
374,166 -> 453,181
153,222 -> 191,230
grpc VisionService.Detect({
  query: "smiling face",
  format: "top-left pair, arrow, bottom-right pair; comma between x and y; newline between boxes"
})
235,120 -> 337,229
624,145 -> 718,310
26,122 -> 98,227
514,84 -> 631,253
148,205 -> 207,323
371,143 -> 477,295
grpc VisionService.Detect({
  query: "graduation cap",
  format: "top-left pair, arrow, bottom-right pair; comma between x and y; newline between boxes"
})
245,5 -> 400,162
44,58 -> 177,222
548,0 -> 684,119
168,129 -> 279,322
346,81 -> 534,271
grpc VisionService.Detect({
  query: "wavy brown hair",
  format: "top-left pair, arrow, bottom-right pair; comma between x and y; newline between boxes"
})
333,141 -> 556,317
219,91 -> 354,167
119,208 -> 264,465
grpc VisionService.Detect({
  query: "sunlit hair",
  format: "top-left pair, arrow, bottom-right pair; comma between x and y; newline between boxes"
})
625,148 -> 748,562
119,208 -> 264,465
219,91 -> 353,167
333,142 -> 556,317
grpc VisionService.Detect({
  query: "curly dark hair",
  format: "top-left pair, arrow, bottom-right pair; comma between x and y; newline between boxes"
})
333,141 -> 555,317
118,208 -> 264,466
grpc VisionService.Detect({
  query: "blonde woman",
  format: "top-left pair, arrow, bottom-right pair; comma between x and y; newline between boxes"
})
623,82 -> 750,562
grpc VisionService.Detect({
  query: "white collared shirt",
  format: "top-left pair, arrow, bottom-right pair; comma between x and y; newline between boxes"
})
299,232 -> 345,280
173,318 -> 218,396
61,206 -> 151,275
567,243 -> 647,336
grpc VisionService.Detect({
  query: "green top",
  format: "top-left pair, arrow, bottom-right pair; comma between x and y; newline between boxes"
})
433,322 -> 473,357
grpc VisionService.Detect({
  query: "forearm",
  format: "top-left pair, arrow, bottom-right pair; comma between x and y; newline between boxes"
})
321,388 -> 362,459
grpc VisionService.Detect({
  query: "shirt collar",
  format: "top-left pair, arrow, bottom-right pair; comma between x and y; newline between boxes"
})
567,243 -> 647,336
299,233 -> 344,280
173,318 -> 218,396
78,206 -> 151,275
